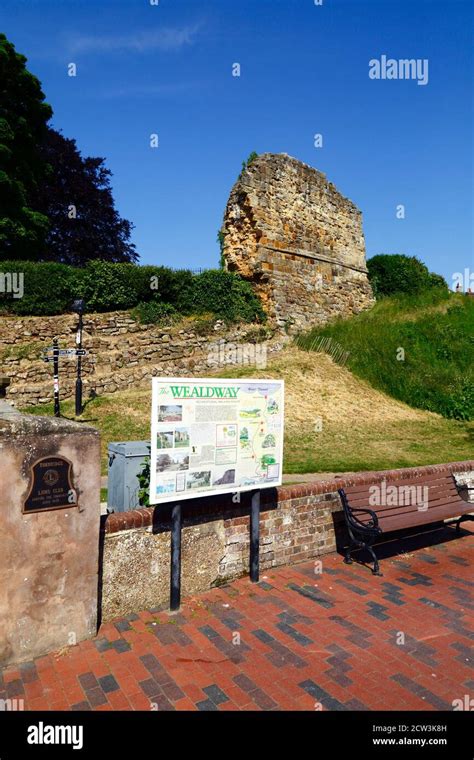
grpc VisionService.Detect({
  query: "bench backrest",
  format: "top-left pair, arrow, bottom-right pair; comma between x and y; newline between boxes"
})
341,472 -> 469,532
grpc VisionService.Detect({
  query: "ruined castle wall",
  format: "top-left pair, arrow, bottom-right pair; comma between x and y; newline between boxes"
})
222,153 -> 374,330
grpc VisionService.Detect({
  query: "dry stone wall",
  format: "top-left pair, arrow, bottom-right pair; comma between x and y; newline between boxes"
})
0,312 -> 284,407
222,153 -> 374,330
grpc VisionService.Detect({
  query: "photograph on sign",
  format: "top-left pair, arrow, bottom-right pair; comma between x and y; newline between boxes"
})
150,378 -> 284,504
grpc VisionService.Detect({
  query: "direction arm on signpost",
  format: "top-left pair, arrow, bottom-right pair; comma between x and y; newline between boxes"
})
43,348 -> 87,361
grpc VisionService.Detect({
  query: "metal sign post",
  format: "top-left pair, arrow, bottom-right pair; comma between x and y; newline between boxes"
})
53,338 -> 60,418
75,311 -> 83,416
250,490 -> 261,583
170,503 -> 182,611
43,344 -> 88,417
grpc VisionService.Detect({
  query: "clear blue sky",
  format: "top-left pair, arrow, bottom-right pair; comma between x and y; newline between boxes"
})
2,0 -> 473,285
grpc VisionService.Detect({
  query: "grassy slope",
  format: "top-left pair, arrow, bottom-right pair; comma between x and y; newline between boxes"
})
297,289 -> 474,421
23,346 -> 473,475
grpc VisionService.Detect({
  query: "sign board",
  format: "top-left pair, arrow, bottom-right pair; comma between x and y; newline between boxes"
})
43,348 -> 87,359
23,456 -> 78,513
150,377 -> 284,504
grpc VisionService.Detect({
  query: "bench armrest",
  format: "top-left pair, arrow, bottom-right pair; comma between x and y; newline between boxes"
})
350,507 -> 380,530
338,489 -> 380,531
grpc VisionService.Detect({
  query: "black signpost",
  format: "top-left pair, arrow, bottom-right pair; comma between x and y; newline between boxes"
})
53,337 -> 60,418
43,337 -> 87,418
168,489 -> 261,612
170,502 -> 182,611
71,298 -> 86,416
250,490 -> 261,583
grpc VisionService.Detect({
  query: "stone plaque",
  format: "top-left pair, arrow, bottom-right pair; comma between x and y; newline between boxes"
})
23,456 -> 78,513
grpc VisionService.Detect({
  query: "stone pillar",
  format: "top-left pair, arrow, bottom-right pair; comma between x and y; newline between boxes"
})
0,406 -> 101,667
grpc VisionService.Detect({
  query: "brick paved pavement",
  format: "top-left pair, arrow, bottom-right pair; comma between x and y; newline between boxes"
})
1,525 -> 472,711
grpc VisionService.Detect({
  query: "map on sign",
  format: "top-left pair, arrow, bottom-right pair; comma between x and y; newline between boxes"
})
149,377 -> 284,504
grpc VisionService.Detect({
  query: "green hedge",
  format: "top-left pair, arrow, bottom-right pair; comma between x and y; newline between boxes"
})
0,260 -> 265,323
367,254 -> 448,297
175,270 -> 266,323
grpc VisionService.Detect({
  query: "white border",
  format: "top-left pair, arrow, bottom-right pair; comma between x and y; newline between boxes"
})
149,377 -> 285,505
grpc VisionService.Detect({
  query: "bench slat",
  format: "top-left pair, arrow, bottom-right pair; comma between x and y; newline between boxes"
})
355,497 -> 472,525
345,485 -> 462,510
374,503 -> 472,533
343,472 -> 454,496
351,494 -> 466,518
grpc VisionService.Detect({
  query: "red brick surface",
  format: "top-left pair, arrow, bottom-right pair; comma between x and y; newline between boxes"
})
1,522 -> 472,711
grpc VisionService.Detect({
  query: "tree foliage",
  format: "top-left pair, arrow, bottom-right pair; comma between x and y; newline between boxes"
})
31,127 -> 137,265
0,33 -> 52,260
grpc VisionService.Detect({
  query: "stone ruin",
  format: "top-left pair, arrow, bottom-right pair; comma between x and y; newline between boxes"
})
221,153 -> 374,331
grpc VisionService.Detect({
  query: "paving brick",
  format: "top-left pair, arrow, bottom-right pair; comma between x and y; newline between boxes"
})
196,698 -> 218,711
98,675 -> 120,693
71,701 -> 91,711
203,684 -> 229,704
85,687 -> 108,708
78,672 -> 99,691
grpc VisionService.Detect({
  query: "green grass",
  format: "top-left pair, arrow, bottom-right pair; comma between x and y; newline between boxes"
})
23,394 -> 151,475
0,342 -> 42,362
283,417 -> 474,474
22,380 -> 473,476
217,350 -> 474,474
297,289 -> 474,420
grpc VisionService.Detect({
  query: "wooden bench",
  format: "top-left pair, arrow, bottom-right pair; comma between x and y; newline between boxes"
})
338,472 -> 473,576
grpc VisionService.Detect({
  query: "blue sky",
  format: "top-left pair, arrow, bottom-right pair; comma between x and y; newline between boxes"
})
2,0 -> 473,285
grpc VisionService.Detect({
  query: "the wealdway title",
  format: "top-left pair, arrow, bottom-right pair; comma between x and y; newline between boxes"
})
168,385 -> 241,399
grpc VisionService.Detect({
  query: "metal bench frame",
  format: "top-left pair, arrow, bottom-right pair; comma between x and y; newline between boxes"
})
338,489 -> 384,575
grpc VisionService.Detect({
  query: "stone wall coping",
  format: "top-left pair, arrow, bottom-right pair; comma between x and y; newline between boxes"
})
102,460 -> 474,535
0,411 -> 100,437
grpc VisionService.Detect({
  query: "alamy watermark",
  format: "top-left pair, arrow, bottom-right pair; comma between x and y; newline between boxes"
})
0,698 -> 24,711
369,55 -> 429,86
369,481 -> 429,512
0,271 -> 24,299
452,268 -> 473,293
207,341 -> 267,369
452,695 -> 473,711
27,722 -> 83,750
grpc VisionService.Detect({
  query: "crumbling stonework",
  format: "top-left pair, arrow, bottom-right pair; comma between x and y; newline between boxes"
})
0,312 -> 285,407
222,153 -> 374,330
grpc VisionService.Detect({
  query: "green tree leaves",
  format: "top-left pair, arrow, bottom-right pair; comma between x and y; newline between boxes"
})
0,33 -> 52,259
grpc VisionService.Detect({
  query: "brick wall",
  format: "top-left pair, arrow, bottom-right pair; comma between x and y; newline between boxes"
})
100,461 -> 474,621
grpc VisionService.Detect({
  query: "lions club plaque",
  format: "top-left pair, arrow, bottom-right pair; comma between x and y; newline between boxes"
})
23,456 -> 78,513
